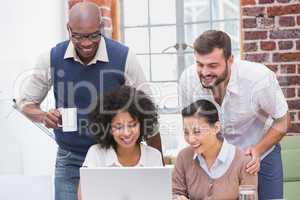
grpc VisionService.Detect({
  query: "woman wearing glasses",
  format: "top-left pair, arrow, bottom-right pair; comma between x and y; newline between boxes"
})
173,99 -> 257,200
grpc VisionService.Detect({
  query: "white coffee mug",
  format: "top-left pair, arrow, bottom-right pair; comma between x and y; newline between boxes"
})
58,107 -> 77,132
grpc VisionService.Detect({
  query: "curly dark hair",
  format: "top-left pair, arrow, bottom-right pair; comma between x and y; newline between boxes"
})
89,85 -> 159,149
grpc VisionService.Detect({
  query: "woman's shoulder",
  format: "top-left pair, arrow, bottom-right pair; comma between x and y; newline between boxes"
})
87,144 -> 112,157
233,147 -> 252,167
87,144 -> 103,153
232,147 -> 258,186
141,143 -> 163,166
173,146 -> 195,165
83,144 -> 109,167
178,146 -> 195,158
168,147 -> 195,171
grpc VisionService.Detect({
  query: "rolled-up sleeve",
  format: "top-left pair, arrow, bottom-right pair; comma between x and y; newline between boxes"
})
124,49 -> 153,98
252,72 -> 288,120
16,51 -> 52,110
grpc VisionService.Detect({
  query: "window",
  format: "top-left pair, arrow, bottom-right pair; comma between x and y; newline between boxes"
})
120,0 -> 240,155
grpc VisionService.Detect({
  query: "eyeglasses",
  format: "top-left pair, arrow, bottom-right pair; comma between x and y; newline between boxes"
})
184,128 -> 210,137
70,30 -> 101,42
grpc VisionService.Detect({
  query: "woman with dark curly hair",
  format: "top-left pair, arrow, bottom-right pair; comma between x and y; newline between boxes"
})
77,86 -> 163,199
82,85 -> 163,167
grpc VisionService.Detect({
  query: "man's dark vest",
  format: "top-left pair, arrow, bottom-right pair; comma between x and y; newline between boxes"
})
50,37 -> 129,155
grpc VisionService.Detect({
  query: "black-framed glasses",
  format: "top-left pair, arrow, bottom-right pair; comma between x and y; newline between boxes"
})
70,29 -> 101,42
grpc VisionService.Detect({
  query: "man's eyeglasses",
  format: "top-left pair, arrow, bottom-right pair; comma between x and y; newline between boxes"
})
70,30 -> 101,42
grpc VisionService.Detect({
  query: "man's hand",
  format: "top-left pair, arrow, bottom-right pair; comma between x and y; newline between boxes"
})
43,108 -> 61,129
245,146 -> 261,175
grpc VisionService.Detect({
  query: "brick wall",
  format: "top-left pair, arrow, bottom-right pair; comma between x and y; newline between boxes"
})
241,0 -> 300,135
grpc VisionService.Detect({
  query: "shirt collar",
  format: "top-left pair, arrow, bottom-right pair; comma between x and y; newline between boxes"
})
226,60 -> 239,95
193,139 -> 231,164
104,144 -> 145,167
216,138 -> 230,163
64,36 -> 109,65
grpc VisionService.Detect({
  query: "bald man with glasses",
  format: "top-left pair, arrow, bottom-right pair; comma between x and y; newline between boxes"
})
17,2 -> 162,200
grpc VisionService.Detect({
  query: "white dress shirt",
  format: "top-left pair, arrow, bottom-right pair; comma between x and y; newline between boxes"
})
194,139 -> 236,179
179,60 -> 288,159
17,36 -> 152,110
82,143 -> 163,167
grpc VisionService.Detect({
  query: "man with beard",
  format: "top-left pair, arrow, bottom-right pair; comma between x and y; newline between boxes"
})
17,2 -> 162,200
179,30 -> 290,200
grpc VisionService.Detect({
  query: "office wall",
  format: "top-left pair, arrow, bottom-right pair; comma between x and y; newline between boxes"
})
0,175 -> 53,200
0,0 -> 67,176
240,0 -> 300,134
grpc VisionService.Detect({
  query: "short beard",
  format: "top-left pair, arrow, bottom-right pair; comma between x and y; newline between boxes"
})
200,62 -> 229,89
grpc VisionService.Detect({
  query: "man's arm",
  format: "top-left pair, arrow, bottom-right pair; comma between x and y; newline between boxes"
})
22,103 -> 46,123
245,71 -> 290,174
17,51 -> 52,120
22,103 -> 61,129
255,113 -> 290,155
146,133 -> 164,165
246,113 -> 290,174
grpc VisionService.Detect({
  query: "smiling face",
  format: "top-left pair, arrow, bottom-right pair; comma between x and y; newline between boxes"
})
68,21 -> 101,63
195,48 -> 233,89
183,116 -> 220,155
67,2 -> 102,64
111,111 -> 141,151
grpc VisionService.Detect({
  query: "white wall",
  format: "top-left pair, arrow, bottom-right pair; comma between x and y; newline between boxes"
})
0,175 -> 53,200
0,0 -> 67,177
1,0 -> 66,97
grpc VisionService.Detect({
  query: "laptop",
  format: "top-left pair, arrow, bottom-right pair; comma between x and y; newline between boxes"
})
80,167 -> 173,200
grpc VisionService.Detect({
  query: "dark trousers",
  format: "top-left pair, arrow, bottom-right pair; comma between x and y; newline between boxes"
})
258,144 -> 283,200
